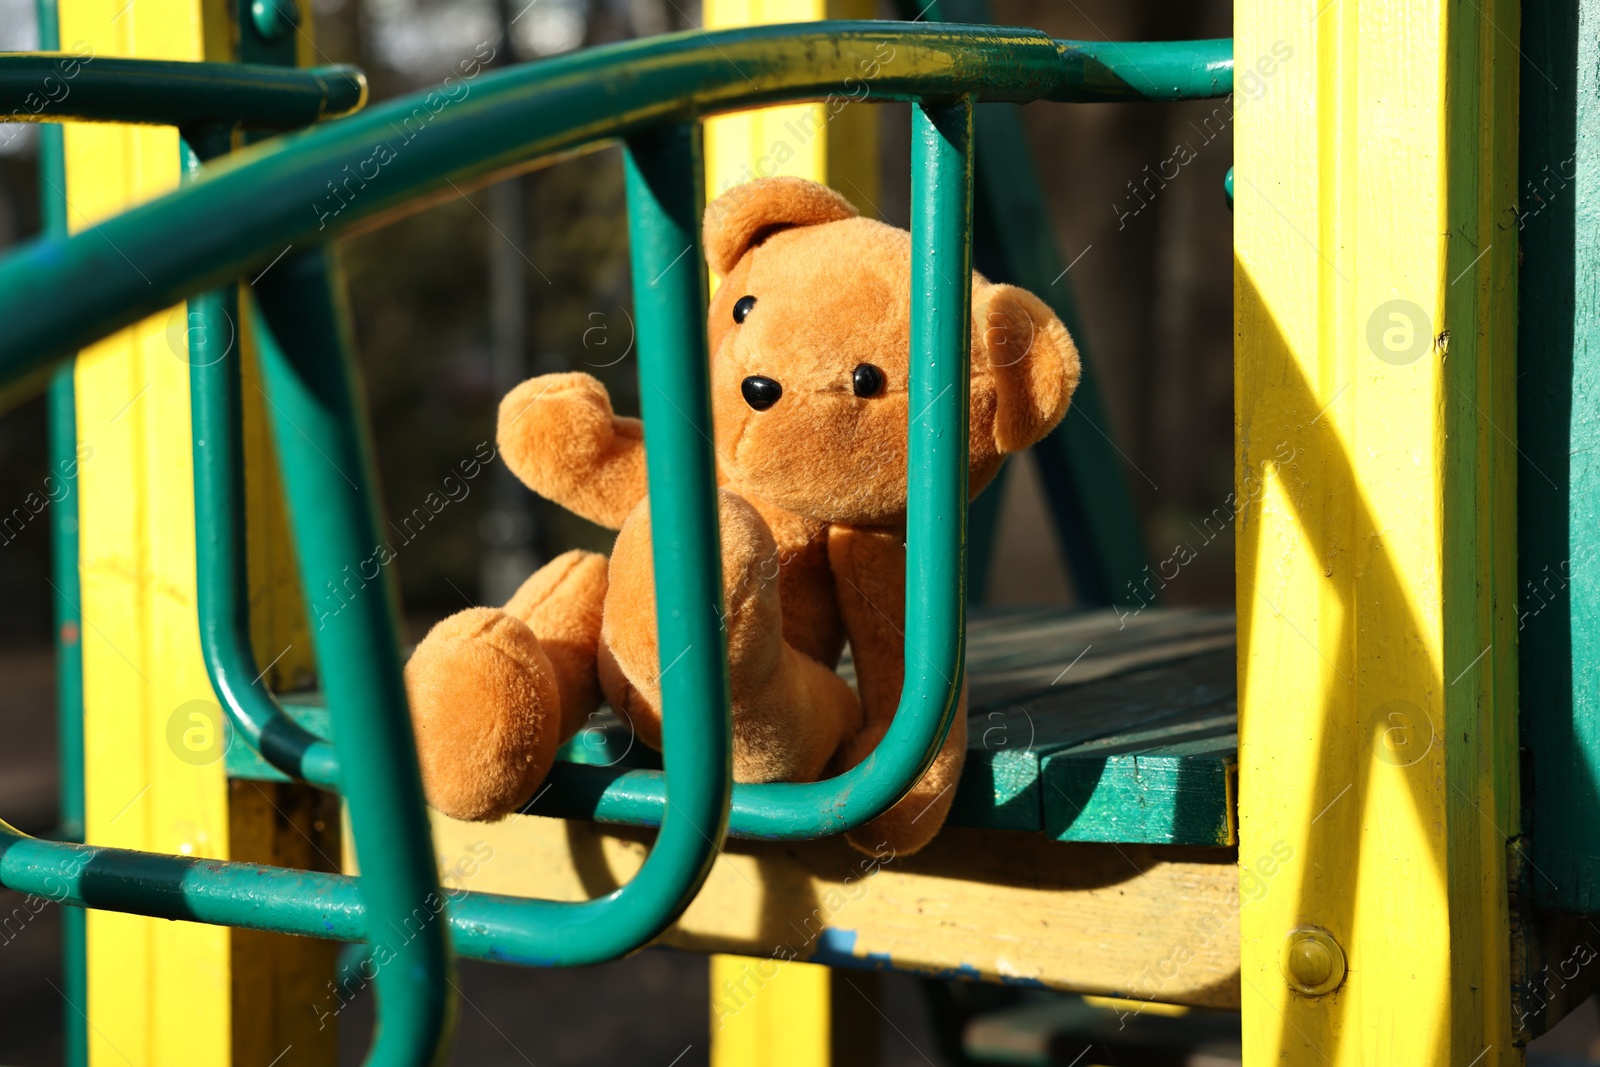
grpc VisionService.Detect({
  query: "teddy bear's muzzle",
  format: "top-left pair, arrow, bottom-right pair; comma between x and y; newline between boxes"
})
740,375 -> 783,411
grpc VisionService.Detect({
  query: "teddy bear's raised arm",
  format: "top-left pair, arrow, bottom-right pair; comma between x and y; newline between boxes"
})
496,371 -> 647,530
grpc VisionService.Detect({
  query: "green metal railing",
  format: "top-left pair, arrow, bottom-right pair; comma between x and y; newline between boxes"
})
33,6 -> 85,1065
0,22 -> 1230,1064
0,54 -> 365,128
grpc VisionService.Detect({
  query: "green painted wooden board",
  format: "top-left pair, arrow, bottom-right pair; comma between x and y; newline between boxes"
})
948,608 -> 1236,844
1518,0 -> 1600,912
232,608 -> 1240,847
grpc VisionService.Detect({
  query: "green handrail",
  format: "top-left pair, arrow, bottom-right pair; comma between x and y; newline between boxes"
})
250,245 -> 456,1065
0,54 -> 365,129
0,23 -> 1230,979
0,25 -> 1229,374
34,1 -> 87,1063
187,230 -> 344,789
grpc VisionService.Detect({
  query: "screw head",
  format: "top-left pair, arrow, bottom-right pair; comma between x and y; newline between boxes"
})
1283,926 -> 1346,996
250,0 -> 300,42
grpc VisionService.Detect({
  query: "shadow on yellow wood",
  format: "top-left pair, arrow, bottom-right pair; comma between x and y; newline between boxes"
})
1233,0 -> 1520,1063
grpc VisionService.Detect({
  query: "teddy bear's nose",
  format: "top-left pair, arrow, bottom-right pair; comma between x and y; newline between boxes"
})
741,375 -> 783,411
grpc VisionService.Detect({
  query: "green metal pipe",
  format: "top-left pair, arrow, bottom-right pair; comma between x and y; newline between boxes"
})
0,55 -> 366,129
249,248 -> 453,1064
35,0 -> 87,1061
0,26 -> 1230,383
183,130 -> 342,791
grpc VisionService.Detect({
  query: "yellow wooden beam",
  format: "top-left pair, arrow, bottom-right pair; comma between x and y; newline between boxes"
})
1234,0 -> 1519,1063
61,4 -> 226,1062
712,957 -> 833,1067
702,0 -> 879,217
430,813 -> 1244,1008
700,2 -> 881,1058
61,1 -> 325,1062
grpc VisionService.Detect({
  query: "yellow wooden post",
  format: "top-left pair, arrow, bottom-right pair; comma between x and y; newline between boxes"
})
702,0 -> 878,216
1234,0 -> 1519,1063
702,2 -> 877,1062
711,956 -> 834,1067
60,1 -> 327,1063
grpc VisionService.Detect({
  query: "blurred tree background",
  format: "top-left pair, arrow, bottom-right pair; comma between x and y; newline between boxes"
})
0,0 -> 1234,640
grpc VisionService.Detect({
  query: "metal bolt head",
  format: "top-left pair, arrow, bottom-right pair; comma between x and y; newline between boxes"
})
250,0 -> 300,42
1283,926 -> 1346,996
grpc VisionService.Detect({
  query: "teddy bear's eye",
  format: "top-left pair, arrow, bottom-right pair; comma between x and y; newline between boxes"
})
852,363 -> 885,398
733,295 -> 757,324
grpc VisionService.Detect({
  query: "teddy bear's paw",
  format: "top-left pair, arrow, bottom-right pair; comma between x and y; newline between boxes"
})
496,373 -> 646,528
404,607 -> 564,822
499,373 -> 618,473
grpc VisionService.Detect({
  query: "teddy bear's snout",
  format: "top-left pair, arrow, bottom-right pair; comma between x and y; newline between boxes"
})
741,375 -> 783,411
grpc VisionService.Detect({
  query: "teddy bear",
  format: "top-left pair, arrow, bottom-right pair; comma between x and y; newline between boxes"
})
402,176 -> 1079,856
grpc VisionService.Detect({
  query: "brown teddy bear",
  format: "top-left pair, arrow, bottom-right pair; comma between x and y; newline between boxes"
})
403,176 -> 1079,856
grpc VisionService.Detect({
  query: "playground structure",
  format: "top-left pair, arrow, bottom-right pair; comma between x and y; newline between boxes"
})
0,0 -> 1594,1064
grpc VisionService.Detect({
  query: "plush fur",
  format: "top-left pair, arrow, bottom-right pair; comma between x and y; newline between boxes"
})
404,176 -> 1080,856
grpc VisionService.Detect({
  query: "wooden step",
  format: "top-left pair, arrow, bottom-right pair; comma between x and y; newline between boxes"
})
232,608 -> 1240,849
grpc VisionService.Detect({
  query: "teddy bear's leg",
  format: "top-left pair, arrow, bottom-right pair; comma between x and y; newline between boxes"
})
404,550 -> 608,821
500,549 -> 609,738
600,490 -> 862,783
836,684 -> 968,859
827,524 -> 969,857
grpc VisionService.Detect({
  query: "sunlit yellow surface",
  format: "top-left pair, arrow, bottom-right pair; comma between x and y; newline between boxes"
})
1234,0 -> 1519,1062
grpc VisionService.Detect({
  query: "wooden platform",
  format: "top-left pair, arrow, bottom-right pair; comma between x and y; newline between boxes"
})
235,608 -> 1242,1003
428,817 -> 1243,1009
232,607 -> 1240,848
946,607 -> 1235,845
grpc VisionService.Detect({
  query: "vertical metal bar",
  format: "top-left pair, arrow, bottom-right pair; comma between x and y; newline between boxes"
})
250,249 -> 453,1066
904,96 -> 972,750
612,118 -> 732,927
35,0 -> 88,1062
183,127 -> 342,789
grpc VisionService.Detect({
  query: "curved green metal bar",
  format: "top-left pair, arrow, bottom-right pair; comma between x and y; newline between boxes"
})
0,25 -> 1229,378
250,120 -> 731,965
533,96 -> 976,840
185,128 -> 343,790
0,54 -> 366,129
35,0 -> 87,1061
252,248 -> 455,1064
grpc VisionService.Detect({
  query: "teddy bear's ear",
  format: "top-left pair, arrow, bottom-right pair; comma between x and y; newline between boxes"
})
703,177 -> 859,276
976,284 -> 1082,454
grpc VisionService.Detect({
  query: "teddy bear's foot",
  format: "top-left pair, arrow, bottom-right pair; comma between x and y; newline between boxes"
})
600,489 -> 861,783
841,684 -> 969,859
404,550 -> 608,821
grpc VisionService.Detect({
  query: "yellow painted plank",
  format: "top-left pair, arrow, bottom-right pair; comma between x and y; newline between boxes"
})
429,813 -> 1244,1008
54,2 -> 285,1064
712,957 -> 832,1067
1234,0 -> 1519,1063
702,0 -> 879,214
700,4 -> 880,1058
